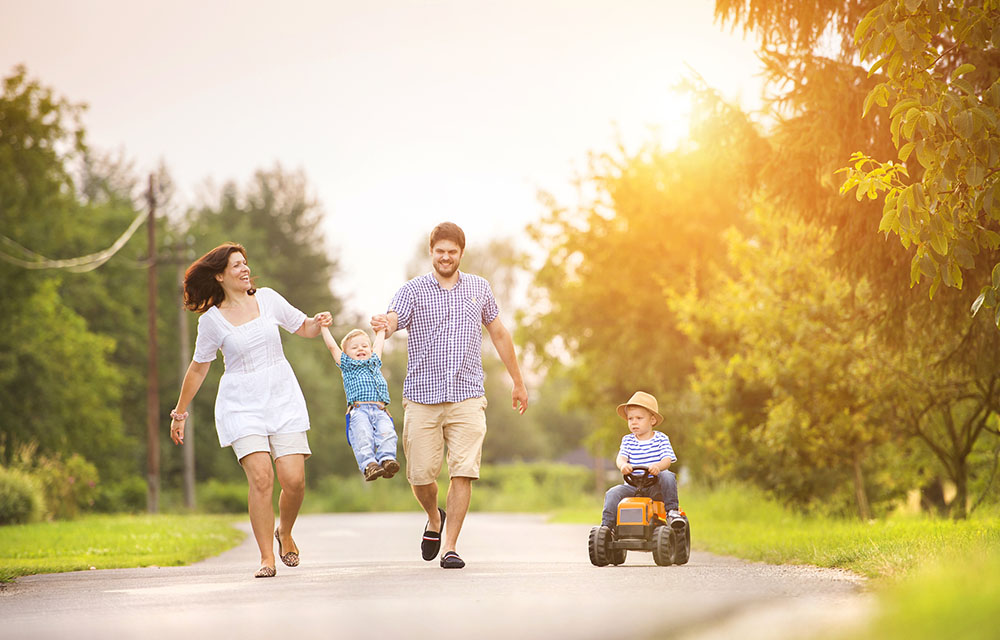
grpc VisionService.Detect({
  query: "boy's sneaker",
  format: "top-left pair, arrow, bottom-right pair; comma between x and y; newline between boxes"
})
364,462 -> 384,481
381,459 -> 400,479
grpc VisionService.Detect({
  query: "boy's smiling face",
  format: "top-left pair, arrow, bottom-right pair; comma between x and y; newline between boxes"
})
344,334 -> 372,360
626,406 -> 655,439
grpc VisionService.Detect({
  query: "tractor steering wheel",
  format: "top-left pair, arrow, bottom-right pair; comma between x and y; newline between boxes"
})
623,464 -> 659,489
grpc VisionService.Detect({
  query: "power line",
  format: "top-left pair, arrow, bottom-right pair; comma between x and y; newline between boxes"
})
0,206 -> 150,272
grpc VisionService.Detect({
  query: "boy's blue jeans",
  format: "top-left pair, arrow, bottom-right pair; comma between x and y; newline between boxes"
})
601,470 -> 679,528
346,404 -> 397,472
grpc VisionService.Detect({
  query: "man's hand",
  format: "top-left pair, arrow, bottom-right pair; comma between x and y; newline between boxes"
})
512,382 -> 528,415
647,463 -> 660,476
370,313 -> 389,332
620,463 -> 634,476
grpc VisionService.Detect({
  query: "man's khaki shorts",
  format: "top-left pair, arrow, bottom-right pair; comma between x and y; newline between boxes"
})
402,396 -> 488,485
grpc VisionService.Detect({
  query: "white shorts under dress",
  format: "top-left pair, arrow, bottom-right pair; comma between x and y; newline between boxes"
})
193,287 -> 311,450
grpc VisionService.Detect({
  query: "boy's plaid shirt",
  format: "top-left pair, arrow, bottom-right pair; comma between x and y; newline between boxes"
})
337,353 -> 390,404
389,271 -> 499,404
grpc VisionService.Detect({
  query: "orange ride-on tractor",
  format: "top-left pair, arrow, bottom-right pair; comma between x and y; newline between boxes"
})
588,465 -> 690,567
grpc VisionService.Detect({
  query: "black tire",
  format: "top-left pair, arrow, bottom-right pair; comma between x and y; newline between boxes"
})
672,518 -> 691,565
588,526 -> 612,567
652,525 -> 674,566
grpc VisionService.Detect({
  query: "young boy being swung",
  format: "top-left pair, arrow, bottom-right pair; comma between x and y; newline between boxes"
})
600,391 -> 680,529
320,323 -> 399,481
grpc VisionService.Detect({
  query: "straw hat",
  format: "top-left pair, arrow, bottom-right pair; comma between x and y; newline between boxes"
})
616,391 -> 663,427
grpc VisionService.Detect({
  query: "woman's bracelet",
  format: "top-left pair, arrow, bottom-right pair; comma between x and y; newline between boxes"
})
170,409 -> 189,421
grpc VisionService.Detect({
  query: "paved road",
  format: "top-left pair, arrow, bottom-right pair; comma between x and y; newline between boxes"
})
0,513 -> 873,640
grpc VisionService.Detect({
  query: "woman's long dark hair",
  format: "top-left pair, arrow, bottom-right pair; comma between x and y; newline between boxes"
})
183,243 -> 256,313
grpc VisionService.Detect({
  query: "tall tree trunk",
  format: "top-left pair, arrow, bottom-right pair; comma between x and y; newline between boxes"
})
951,458 -> 968,520
852,455 -> 872,520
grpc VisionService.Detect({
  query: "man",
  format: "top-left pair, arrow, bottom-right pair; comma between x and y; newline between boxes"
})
371,222 -> 528,569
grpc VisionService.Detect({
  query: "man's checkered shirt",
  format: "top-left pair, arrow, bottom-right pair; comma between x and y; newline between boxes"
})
336,353 -> 391,405
389,271 -> 499,404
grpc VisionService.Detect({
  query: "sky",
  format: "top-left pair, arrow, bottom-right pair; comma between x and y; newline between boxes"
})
1,0 -> 766,318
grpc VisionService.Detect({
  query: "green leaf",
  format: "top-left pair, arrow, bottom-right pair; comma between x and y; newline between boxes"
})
954,110 -> 974,138
952,63 -> 976,79
915,140 -> 935,168
984,230 -> 1000,250
930,232 -> 948,256
899,142 -> 916,162
929,277 -> 941,300
967,161 -> 986,188
950,262 -> 963,289
855,13 -> 878,44
891,99 -> 920,119
994,302 -> 1000,328
972,291 -> 987,316
863,90 -> 878,118
904,0 -> 923,12
878,209 -> 899,233
992,263 -> 1000,289
919,253 -> 937,277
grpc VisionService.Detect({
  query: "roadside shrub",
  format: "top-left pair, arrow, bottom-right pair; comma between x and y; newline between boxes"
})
198,479 -> 248,513
31,453 -> 100,519
302,462 -> 596,513
7,444 -> 100,520
0,466 -> 45,525
93,476 -> 147,513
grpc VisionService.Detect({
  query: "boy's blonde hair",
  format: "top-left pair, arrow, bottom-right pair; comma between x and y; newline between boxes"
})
340,329 -> 370,352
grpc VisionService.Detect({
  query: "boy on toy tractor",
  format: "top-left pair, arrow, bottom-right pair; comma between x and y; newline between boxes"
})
588,391 -> 690,567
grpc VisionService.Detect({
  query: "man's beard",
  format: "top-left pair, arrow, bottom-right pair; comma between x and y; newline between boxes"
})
434,259 -> 459,277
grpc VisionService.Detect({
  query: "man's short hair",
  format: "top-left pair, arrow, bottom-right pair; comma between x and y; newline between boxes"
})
430,222 -> 466,251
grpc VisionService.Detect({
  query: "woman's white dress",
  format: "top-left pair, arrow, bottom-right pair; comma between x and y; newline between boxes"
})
193,287 -> 310,447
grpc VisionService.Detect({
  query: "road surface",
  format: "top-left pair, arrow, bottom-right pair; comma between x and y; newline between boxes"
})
0,513 -> 873,639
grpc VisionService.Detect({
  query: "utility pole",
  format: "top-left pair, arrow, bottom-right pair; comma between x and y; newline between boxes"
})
178,257 -> 195,509
146,174 -> 160,513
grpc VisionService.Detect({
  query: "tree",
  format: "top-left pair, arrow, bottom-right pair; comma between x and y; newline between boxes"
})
838,1 -> 1000,319
715,0 -> 1000,516
671,209 -> 909,517
0,66 -> 129,471
523,89 -> 764,460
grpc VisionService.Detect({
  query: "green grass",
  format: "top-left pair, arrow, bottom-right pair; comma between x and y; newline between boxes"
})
552,483 -> 1000,640
0,514 -> 245,582
552,484 -> 1000,582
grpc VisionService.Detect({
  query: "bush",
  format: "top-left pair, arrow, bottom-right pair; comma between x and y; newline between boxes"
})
6,445 -> 100,520
302,462 -> 597,513
31,453 -> 99,520
197,480 -> 248,514
93,476 -> 147,513
0,466 -> 45,525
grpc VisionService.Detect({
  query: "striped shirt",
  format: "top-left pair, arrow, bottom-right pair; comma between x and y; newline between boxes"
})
336,353 -> 391,405
389,271 -> 499,404
618,431 -> 677,474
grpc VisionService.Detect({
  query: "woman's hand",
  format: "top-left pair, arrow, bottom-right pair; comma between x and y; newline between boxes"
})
170,417 -> 186,445
313,311 -> 333,326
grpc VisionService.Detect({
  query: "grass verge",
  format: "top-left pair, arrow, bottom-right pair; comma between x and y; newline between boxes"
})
551,483 -> 1000,640
0,514 -> 245,583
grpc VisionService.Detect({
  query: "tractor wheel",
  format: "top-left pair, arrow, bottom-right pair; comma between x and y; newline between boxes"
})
652,525 -> 674,566
588,525 -> 612,567
671,518 -> 691,565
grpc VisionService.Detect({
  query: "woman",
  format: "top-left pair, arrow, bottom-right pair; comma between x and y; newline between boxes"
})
169,243 -> 330,578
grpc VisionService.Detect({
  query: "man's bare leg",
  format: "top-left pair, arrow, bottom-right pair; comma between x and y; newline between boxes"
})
442,476 -> 471,554
412,482 -> 442,530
